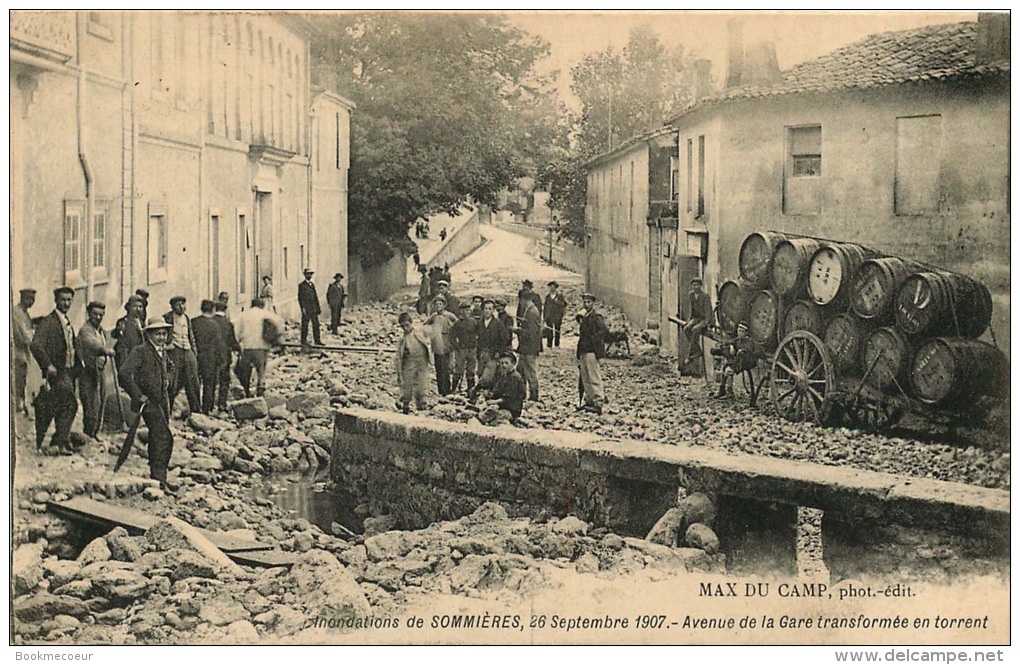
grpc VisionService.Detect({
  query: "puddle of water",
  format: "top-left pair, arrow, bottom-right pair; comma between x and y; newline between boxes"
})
247,470 -> 364,535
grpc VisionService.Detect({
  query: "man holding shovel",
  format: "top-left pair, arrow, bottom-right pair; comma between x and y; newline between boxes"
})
118,317 -> 177,492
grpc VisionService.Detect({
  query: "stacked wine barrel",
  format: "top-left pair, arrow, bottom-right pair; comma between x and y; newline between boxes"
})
715,231 -> 1007,409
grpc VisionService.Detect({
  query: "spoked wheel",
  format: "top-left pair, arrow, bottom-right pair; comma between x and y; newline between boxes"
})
770,331 -> 833,423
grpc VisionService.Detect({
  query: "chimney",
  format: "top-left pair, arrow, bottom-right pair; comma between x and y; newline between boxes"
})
725,19 -> 744,90
693,59 -> 714,101
742,40 -> 781,86
975,13 -> 1010,64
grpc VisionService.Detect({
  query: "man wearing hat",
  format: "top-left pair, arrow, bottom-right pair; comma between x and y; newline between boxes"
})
395,311 -> 430,413
77,301 -> 114,439
192,299 -> 228,414
298,268 -> 323,347
30,286 -> 82,454
543,281 -> 567,348
450,302 -> 479,394
113,295 -> 145,371
213,300 -> 240,410
682,277 -> 713,375
416,265 -> 431,315
425,294 -> 459,396
515,291 -> 543,401
119,317 -> 176,491
712,321 -> 760,403
433,279 -> 460,313
472,299 -> 511,396
12,288 -> 36,415
575,292 -> 609,415
494,299 -> 514,343
135,288 -> 150,322
486,351 -> 526,423
516,279 -> 543,324
326,272 -> 347,334
163,296 -> 200,416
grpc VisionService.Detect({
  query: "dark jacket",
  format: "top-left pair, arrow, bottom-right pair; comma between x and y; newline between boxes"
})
576,308 -> 608,359
689,289 -> 712,323
31,311 -> 82,374
162,310 -> 198,351
543,292 -> 567,323
491,366 -> 526,420
450,316 -> 479,351
298,279 -> 321,315
192,315 -> 229,368
113,315 -> 145,369
214,315 -> 240,354
327,282 -> 346,308
516,289 -> 543,321
118,340 -> 172,417
496,312 -> 514,347
476,317 -> 511,357
516,301 -> 543,356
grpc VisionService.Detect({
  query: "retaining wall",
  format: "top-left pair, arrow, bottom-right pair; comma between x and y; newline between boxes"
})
331,408 -> 1009,577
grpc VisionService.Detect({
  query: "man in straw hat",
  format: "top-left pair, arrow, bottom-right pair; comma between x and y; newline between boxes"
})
119,316 -> 177,491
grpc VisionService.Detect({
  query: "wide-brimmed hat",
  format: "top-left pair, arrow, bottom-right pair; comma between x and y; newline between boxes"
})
547,281 -> 559,288
334,273 -> 344,279
144,316 -> 172,331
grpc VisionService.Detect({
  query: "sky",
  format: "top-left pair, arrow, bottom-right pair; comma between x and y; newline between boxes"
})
504,10 -> 978,105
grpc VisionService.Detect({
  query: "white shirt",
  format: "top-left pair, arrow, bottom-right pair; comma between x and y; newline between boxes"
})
236,307 -> 284,350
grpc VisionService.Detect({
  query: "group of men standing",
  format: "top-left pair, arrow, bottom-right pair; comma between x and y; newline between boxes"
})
14,285 -> 283,491
394,277 -> 605,422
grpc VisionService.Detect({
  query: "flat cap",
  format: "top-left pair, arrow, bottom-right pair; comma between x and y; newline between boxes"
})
86,301 -> 106,312
19,288 -> 36,296
169,295 -> 186,305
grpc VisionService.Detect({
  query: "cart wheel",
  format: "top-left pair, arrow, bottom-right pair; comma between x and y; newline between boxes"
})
770,331 -> 833,423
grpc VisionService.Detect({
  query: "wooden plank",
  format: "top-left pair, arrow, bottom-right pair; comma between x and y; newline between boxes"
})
48,497 -> 273,553
279,342 -> 393,354
228,549 -> 298,568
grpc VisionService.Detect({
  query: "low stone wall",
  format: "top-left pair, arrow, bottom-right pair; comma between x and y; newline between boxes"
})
331,408 -> 1009,577
423,209 -> 482,274
348,251 -> 409,304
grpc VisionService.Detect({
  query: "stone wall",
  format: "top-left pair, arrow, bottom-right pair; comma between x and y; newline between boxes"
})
331,408 -> 1010,577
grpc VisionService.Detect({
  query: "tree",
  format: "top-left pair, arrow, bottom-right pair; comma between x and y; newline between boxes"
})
310,13 -> 559,266
541,26 -> 697,246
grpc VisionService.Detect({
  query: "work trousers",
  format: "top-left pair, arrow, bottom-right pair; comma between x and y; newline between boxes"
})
544,318 -> 563,348
476,351 -> 499,390
216,357 -> 232,409
329,304 -> 344,332
399,358 -> 429,410
434,352 -> 452,396
578,352 -> 604,407
198,359 -> 222,414
301,312 -> 322,346
168,347 -> 200,415
452,348 -> 477,392
35,370 -> 78,449
237,349 -> 268,397
79,367 -> 107,438
141,401 -> 173,483
518,353 -> 540,400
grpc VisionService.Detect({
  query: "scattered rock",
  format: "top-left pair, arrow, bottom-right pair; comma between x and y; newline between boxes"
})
646,507 -> 684,547
76,537 -> 112,567
285,392 -> 330,416
230,397 -> 269,421
91,569 -> 151,604
13,543 -> 45,595
145,517 -> 243,576
198,597 -> 250,626
287,550 -> 371,624
170,550 -> 219,581
679,493 -> 717,531
363,515 -> 398,537
107,527 -> 148,563
188,412 -> 235,434
684,523 -> 720,555
142,486 -> 165,501
14,593 -> 89,623
551,515 -> 589,537
226,619 -> 260,642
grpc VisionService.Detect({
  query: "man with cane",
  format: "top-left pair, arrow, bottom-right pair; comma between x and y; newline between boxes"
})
77,301 -> 114,441
118,317 -> 177,492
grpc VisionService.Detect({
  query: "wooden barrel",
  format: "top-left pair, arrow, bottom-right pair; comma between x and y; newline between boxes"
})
911,337 -> 1009,406
894,271 -> 993,339
850,257 -> 923,321
808,242 -> 876,307
716,280 -> 751,333
739,232 -> 788,287
771,238 -> 821,297
862,327 -> 912,391
747,290 -> 781,348
783,300 -> 826,337
823,313 -> 870,372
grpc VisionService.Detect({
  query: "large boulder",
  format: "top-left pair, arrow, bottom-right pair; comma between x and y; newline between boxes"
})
90,569 -> 151,604
230,397 -> 269,421
171,550 -> 220,581
14,593 -> 89,623
362,515 -> 398,537
286,550 -> 370,625
284,392 -> 331,417
107,527 -> 148,563
76,537 -> 112,566
551,515 -> 589,537
13,543 -> 45,595
679,493 -> 717,531
684,523 -> 720,555
198,596 -> 250,626
188,412 -> 235,434
144,517 -> 242,575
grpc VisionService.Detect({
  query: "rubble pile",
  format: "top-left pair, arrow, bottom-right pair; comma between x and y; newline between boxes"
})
12,503 -> 722,645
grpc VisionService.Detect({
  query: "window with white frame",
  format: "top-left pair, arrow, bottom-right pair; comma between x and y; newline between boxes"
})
148,204 -> 169,283
64,201 -> 83,283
